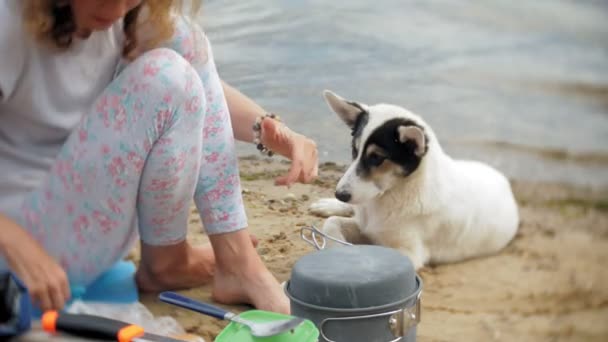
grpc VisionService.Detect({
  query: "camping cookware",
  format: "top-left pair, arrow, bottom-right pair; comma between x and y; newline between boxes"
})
287,232 -> 422,342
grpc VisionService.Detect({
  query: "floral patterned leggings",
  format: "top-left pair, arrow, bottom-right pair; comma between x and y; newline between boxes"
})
11,22 -> 247,287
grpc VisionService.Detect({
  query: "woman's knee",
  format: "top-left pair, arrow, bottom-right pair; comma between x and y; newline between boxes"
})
117,48 -> 206,127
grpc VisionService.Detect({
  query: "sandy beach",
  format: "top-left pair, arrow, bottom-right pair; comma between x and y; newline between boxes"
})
133,157 -> 608,342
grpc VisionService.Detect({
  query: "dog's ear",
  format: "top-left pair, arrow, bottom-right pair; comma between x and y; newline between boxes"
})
398,125 -> 426,157
323,90 -> 367,128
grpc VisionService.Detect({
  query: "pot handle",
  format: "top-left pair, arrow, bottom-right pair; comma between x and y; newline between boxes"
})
388,290 -> 422,340
300,225 -> 352,250
319,291 -> 422,342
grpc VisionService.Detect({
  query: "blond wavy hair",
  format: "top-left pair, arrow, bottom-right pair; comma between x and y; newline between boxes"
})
21,0 -> 201,59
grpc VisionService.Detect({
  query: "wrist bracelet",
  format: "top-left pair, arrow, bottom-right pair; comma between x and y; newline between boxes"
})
252,113 -> 281,157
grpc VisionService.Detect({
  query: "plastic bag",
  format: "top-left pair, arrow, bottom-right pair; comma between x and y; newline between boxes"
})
66,300 -> 205,342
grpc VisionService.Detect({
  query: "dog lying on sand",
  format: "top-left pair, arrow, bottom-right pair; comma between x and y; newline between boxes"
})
310,90 -> 519,269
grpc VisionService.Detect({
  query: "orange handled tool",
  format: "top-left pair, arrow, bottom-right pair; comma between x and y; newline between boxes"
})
42,311 -> 185,342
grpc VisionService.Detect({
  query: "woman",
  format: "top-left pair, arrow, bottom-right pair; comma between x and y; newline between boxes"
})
0,0 -> 318,314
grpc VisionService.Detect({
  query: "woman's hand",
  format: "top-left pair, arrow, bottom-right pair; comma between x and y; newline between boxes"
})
0,215 -> 70,311
220,80 -> 319,185
260,118 -> 319,186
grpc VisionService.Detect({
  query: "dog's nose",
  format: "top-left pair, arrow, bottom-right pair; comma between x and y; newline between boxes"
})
335,190 -> 352,203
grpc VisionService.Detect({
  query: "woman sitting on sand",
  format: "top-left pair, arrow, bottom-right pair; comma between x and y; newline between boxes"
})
0,0 -> 318,314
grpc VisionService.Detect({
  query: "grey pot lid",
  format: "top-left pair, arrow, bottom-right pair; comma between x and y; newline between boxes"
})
288,245 -> 417,309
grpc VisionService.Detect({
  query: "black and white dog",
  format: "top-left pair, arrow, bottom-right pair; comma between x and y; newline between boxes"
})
310,90 -> 520,269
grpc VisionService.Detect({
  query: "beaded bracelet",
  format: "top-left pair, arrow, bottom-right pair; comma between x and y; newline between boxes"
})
252,113 -> 281,157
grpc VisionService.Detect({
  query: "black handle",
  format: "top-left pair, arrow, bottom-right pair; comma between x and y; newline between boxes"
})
44,311 -> 141,340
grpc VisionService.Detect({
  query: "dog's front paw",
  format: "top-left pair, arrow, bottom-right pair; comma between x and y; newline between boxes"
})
322,220 -> 350,249
309,198 -> 354,218
396,249 -> 426,271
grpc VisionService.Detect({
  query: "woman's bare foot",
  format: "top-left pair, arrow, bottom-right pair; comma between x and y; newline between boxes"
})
136,234 -> 259,293
209,230 -> 290,314
212,256 -> 289,314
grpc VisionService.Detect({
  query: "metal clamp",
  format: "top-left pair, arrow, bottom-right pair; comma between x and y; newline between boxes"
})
300,225 -> 352,250
388,290 -> 422,339
318,291 -> 422,342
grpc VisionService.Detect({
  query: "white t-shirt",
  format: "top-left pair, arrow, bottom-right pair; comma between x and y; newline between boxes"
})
0,0 -> 125,217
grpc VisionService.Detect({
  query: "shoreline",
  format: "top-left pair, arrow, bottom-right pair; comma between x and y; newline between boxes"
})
237,140 -> 608,190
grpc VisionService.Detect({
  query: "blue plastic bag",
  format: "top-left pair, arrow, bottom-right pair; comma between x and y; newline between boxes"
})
0,272 -> 31,337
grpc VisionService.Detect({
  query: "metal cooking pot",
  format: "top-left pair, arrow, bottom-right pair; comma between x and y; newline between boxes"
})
286,227 -> 422,342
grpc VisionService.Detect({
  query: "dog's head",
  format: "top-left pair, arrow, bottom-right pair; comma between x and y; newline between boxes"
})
324,90 -> 431,204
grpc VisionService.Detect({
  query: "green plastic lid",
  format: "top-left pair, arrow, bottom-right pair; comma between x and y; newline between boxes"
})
215,310 -> 319,342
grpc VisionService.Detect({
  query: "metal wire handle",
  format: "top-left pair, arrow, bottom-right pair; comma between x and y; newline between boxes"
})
300,225 -> 352,250
319,290 -> 421,342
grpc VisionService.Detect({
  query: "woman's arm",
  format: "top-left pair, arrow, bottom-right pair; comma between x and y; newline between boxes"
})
222,80 -> 319,186
221,80 -> 265,143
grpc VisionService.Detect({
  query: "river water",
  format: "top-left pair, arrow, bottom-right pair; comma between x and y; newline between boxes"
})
201,0 -> 608,187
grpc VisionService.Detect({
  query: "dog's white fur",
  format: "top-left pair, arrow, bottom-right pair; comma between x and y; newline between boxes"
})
310,90 -> 520,269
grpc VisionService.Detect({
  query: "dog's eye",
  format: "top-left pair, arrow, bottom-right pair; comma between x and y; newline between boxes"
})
367,153 -> 386,167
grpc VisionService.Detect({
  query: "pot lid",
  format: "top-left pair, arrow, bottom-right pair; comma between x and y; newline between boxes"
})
288,245 -> 418,309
